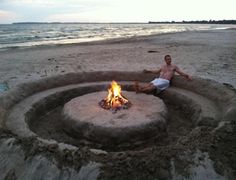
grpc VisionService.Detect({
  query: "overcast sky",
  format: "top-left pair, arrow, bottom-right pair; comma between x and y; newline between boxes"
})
0,0 -> 236,24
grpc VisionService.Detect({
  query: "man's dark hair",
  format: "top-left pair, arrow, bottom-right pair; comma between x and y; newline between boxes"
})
164,55 -> 171,60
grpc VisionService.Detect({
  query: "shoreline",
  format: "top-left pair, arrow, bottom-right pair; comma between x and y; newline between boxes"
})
0,28 -> 234,52
0,29 -> 236,89
0,30 -> 193,52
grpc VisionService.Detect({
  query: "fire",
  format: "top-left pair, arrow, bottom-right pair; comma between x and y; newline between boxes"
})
99,81 -> 131,111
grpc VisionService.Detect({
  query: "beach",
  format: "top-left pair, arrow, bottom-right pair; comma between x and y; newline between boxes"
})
1,28 -> 236,88
0,28 -> 236,179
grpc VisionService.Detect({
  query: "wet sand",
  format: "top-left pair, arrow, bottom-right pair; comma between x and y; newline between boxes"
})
0,29 -> 236,88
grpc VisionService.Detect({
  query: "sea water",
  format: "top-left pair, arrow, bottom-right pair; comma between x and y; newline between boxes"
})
0,23 -> 235,51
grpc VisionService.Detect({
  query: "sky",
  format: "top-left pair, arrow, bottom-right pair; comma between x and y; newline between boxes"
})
0,0 -> 236,24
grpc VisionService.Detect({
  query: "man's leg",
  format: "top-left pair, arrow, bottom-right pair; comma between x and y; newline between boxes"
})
134,81 -> 156,93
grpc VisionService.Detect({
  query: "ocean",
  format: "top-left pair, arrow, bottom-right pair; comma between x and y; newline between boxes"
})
0,23 -> 235,51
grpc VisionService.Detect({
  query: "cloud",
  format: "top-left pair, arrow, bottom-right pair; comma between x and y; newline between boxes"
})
45,12 -> 99,22
1,0 -> 236,23
8,0 -> 57,7
6,0 -> 112,8
0,10 -> 20,23
43,1 -> 145,23
44,1 -> 117,22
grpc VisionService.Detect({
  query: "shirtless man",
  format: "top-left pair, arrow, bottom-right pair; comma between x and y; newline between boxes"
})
135,55 -> 192,93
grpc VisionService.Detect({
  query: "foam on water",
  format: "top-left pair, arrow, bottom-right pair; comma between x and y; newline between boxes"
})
0,23 -> 235,50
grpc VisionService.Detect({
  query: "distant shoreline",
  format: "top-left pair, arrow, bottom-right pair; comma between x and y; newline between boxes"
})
11,22 -> 148,25
9,19 -> 236,25
149,20 -> 236,24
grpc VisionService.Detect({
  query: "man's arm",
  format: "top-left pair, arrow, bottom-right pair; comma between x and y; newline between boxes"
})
143,68 -> 161,74
175,66 -> 192,80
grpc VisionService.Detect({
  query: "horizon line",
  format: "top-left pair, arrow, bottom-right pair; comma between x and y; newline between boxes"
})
0,19 -> 235,25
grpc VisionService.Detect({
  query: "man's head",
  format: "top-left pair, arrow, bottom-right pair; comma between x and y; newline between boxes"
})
164,55 -> 171,65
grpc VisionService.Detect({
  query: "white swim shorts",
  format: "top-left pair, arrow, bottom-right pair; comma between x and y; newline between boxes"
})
151,78 -> 170,90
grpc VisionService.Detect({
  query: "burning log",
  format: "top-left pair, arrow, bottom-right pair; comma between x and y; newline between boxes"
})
99,81 -> 132,112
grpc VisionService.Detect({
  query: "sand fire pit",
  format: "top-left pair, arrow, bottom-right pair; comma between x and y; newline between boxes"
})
62,91 -> 167,144
1,71 -> 236,180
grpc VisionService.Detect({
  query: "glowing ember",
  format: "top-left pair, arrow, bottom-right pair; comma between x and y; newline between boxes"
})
99,81 -> 131,111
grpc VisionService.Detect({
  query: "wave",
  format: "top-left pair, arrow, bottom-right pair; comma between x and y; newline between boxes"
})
0,23 -> 235,50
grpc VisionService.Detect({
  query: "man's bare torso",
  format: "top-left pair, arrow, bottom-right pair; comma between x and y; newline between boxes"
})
159,64 -> 177,80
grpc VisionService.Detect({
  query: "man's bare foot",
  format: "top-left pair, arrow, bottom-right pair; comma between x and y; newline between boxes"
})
134,81 -> 140,93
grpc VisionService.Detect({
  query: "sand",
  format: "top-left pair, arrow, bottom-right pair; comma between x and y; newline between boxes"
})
0,29 -> 236,88
62,91 -> 167,144
0,29 -> 236,180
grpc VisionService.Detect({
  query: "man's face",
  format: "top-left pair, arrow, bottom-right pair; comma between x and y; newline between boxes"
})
165,56 -> 172,65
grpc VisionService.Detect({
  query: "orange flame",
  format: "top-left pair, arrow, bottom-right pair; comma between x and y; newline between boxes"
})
104,81 -> 128,109
99,81 -> 130,110
99,81 -> 131,111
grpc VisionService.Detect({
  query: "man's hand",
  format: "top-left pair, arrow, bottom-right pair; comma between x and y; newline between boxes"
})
186,74 -> 192,81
